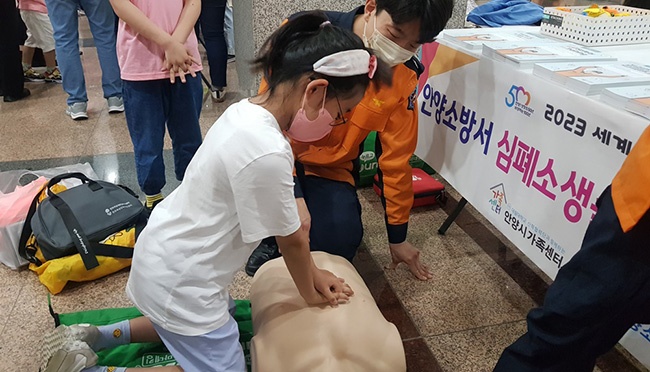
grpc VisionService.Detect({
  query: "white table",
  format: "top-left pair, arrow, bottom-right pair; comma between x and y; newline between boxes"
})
415,28 -> 650,367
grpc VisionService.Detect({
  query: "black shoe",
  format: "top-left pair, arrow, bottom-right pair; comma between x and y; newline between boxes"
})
145,197 -> 164,216
245,239 -> 281,277
3,88 -> 30,102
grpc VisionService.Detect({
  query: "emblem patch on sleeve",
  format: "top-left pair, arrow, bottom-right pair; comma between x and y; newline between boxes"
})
407,87 -> 417,111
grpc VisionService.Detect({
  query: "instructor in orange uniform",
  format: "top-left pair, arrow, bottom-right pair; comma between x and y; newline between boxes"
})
245,0 -> 453,280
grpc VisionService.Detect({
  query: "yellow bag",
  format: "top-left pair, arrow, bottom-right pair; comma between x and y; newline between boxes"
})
27,227 -> 135,294
22,183 -> 142,294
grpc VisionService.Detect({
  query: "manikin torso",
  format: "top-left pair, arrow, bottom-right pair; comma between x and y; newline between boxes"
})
249,252 -> 406,372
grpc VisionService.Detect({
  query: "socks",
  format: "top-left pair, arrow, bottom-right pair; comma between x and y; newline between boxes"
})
77,322 -> 131,372
46,66 -> 55,73
94,320 -> 131,351
145,193 -> 164,208
22,63 -> 31,71
82,366 -> 127,372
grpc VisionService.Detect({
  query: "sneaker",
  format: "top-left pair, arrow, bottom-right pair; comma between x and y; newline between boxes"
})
211,88 -> 225,103
42,324 -> 100,352
107,96 -> 124,113
44,68 -> 63,83
24,67 -> 45,82
41,326 -> 98,372
43,341 -> 97,372
66,102 -> 88,120
245,238 -> 281,277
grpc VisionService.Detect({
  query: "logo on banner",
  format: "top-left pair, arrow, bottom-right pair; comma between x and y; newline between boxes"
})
505,85 -> 534,118
489,183 -> 507,215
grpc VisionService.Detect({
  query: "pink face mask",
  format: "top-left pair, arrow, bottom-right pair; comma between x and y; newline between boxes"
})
286,88 -> 335,143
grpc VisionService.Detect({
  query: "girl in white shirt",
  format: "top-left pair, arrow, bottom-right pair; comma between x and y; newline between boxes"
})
42,11 -> 390,372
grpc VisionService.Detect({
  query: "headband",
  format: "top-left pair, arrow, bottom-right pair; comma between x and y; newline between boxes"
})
312,50 -> 378,79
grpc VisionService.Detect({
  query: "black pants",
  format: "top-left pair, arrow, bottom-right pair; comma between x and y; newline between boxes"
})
494,186 -> 650,372
0,1 -> 25,96
264,175 -> 364,262
301,175 -> 364,262
197,0 -> 227,88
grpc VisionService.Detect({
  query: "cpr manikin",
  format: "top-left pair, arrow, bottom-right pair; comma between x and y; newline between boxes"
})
249,252 -> 406,372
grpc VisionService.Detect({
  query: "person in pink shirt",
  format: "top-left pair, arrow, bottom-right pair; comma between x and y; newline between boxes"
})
18,0 -> 61,82
110,0 -> 204,212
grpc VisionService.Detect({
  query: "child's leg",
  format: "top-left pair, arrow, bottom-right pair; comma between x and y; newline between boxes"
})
79,0 -> 121,99
166,75 -> 203,182
19,9 -> 44,80
43,316 -> 164,372
44,50 -> 57,69
22,46 -> 36,71
88,316 -> 162,349
152,316 -> 245,372
86,310 -> 244,372
22,45 -> 45,81
78,315 -> 243,372
123,79 -> 168,196
80,318 -> 179,372
34,12 -> 57,71
129,316 -> 162,343
49,316 -> 159,351
19,10 -> 35,70
20,9 -> 57,69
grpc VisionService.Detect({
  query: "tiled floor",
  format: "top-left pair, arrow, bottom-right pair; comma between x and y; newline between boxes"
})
0,15 -> 648,372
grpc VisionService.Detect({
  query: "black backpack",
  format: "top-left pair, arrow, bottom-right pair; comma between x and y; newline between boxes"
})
19,172 -> 147,270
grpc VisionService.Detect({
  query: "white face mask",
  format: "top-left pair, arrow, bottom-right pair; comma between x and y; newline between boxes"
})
363,11 -> 415,67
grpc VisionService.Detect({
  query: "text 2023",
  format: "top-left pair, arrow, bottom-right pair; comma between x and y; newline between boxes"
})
544,104 -> 586,137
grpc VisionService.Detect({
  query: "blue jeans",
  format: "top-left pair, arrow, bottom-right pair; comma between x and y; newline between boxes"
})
198,0 -> 227,88
224,4 -> 235,56
123,75 -> 203,196
45,0 -> 121,105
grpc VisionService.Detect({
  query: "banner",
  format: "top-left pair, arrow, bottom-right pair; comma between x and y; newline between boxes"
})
416,42 -> 650,367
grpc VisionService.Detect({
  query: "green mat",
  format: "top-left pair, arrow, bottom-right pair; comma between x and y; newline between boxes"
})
51,299 -> 253,370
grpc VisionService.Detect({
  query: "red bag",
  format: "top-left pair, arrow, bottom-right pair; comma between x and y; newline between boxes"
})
373,168 -> 447,208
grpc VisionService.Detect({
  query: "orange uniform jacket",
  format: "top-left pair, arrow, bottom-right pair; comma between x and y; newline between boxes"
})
611,124 -> 650,233
281,7 -> 423,244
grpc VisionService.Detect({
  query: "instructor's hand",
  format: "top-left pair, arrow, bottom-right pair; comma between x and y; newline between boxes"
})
387,241 -> 433,281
